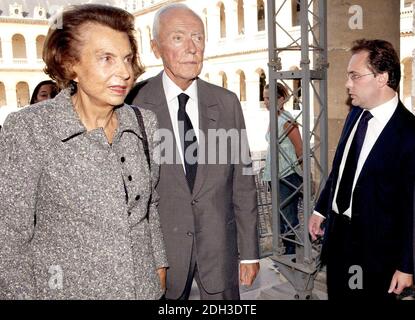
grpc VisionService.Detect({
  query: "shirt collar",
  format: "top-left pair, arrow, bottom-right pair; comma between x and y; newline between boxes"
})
162,71 -> 198,104
52,88 -> 142,141
366,93 -> 398,126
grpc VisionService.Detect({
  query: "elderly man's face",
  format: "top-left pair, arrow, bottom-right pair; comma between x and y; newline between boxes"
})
152,9 -> 205,90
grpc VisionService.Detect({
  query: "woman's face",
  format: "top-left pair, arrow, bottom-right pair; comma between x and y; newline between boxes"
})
36,84 -> 55,103
263,88 -> 285,112
71,23 -> 135,108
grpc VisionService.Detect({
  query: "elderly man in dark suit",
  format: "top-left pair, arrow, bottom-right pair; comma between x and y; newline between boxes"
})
126,4 -> 260,300
309,39 -> 415,300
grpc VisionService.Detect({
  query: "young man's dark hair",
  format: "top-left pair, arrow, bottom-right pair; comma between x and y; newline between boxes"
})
351,39 -> 401,91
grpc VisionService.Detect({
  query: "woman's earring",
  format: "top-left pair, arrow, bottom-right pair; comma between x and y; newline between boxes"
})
69,80 -> 78,95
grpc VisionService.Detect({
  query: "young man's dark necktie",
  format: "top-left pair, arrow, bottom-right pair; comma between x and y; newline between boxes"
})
336,110 -> 373,214
177,93 -> 198,192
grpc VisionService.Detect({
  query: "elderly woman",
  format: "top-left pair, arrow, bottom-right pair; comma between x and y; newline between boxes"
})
0,4 -> 167,299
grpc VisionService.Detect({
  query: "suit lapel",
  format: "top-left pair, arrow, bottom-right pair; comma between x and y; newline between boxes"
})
355,102 -> 404,185
330,107 -> 364,186
336,107 -> 364,163
192,79 -> 219,197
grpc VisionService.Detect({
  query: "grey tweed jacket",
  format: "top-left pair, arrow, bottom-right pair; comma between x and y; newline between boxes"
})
0,89 -> 168,300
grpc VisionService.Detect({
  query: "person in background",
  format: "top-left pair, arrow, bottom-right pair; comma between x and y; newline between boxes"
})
0,4 -> 167,300
29,80 -> 59,105
263,83 -> 303,255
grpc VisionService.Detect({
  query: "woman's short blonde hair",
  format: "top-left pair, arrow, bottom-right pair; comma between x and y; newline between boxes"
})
43,4 -> 144,89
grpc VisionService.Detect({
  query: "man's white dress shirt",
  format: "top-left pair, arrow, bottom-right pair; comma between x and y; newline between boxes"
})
315,93 -> 398,219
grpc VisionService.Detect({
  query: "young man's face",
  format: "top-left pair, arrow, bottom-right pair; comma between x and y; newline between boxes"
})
345,51 -> 382,109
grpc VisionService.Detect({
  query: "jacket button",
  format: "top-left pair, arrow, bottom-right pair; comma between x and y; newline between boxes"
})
187,232 -> 193,236
191,200 -> 198,205
128,176 -> 132,181
135,195 -> 141,201
121,157 -> 126,163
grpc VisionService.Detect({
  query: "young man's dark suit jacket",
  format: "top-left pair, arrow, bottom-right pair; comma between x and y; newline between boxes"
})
315,101 -> 415,293
126,72 -> 259,299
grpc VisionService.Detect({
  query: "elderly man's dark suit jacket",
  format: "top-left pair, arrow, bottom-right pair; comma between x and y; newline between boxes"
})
315,101 -> 415,294
127,72 -> 259,298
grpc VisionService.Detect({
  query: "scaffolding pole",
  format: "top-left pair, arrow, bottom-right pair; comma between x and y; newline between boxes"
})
266,0 -> 328,300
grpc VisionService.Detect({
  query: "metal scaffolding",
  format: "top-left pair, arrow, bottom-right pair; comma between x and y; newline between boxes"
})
265,0 -> 328,299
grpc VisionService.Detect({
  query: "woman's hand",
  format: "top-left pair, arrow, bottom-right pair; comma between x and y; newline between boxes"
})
157,267 -> 167,290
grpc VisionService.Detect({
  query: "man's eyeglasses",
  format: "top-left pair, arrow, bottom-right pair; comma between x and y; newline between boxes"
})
347,72 -> 376,81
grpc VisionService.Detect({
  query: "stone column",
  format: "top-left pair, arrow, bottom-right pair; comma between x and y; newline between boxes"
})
326,0 -> 400,164
412,48 -> 415,114
5,80 -> 17,108
244,0 -> 258,37
228,71 -> 241,99
26,34 -> 37,65
0,36 -> 3,61
227,0 -> 239,39
209,3 -> 221,42
245,70 -> 260,109
2,36 -> 13,64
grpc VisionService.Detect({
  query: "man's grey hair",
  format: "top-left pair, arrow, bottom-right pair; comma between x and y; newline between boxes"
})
152,3 -> 204,42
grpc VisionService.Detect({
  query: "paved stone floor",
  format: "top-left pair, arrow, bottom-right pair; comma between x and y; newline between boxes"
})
187,168 -> 414,301
189,257 -> 328,300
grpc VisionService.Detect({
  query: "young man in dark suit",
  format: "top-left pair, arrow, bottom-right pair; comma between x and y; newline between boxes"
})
309,39 -> 415,300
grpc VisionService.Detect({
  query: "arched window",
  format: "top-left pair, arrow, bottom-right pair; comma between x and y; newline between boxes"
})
404,0 -> 412,8
219,71 -> 228,89
36,35 -> 46,60
137,28 -> 143,54
16,82 -> 29,107
293,79 -> 301,110
12,34 -> 27,60
290,66 -> 302,110
203,9 -> 209,41
0,82 -> 6,106
219,3 -> 226,38
257,69 -> 266,101
237,70 -> 246,102
147,26 -> 152,41
291,0 -> 300,27
147,26 -> 152,52
257,0 -> 265,32
237,0 -> 245,35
